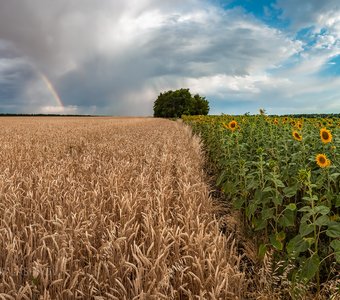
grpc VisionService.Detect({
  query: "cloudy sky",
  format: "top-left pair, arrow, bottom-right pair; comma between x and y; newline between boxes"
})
0,0 -> 339,115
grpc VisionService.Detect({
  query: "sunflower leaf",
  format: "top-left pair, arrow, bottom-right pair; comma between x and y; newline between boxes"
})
330,240 -> 340,263
287,234 -> 309,255
279,209 -> 296,227
258,244 -> 267,259
299,254 -> 320,282
314,215 -> 330,227
326,222 -> 340,238
313,205 -> 330,215
283,185 -> 298,197
270,234 -> 283,251
299,222 -> 314,237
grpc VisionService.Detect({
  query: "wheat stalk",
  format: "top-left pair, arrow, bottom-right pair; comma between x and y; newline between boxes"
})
0,117 -> 252,299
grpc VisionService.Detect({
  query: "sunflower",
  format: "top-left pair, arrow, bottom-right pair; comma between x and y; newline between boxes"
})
292,131 -> 302,141
320,128 -> 332,144
228,120 -> 238,131
316,154 -> 331,168
296,122 -> 303,130
273,118 -> 279,125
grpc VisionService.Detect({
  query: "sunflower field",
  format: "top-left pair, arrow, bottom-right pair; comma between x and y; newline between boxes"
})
183,115 -> 340,293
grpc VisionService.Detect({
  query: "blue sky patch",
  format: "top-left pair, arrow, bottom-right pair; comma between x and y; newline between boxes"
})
219,0 -> 289,29
319,55 -> 340,77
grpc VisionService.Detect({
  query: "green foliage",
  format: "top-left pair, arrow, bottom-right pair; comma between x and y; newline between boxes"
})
183,114 -> 340,293
153,88 -> 209,118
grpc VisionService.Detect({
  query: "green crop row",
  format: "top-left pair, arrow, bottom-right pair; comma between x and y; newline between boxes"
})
183,115 -> 340,293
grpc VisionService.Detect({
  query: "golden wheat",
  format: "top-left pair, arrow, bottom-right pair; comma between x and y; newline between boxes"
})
0,117 -> 248,299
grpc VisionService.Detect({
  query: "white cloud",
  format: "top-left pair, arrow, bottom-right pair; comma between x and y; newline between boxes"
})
276,0 -> 340,53
186,74 -> 292,98
0,0 -> 305,114
276,0 -> 340,30
0,0 -> 338,115
269,0 -> 340,86
40,105 -> 79,114
315,33 -> 337,49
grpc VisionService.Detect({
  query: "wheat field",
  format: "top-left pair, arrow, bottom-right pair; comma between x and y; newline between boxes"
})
0,117 -> 248,299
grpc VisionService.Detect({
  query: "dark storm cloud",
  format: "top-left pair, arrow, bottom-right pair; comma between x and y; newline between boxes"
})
147,18 -> 295,76
0,0 -> 303,114
0,40 -> 38,112
57,7 -> 300,114
0,1 -> 127,69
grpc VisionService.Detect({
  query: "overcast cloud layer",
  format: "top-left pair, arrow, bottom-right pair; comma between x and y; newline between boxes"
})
0,0 -> 339,115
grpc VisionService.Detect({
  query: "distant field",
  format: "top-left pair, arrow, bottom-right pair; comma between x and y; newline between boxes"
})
0,117 -> 248,299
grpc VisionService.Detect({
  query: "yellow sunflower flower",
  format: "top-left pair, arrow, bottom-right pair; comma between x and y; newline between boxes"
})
315,154 -> 331,168
296,121 -> 303,130
228,120 -> 238,131
320,128 -> 332,144
292,131 -> 302,141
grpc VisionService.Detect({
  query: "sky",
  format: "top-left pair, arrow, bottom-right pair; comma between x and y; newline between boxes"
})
0,0 -> 339,115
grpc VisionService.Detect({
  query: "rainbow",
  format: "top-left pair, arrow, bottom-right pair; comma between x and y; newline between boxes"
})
39,73 -> 64,107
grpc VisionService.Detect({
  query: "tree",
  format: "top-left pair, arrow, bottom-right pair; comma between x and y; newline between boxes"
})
153,88 -> 209,118
191,94 -> 209,115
